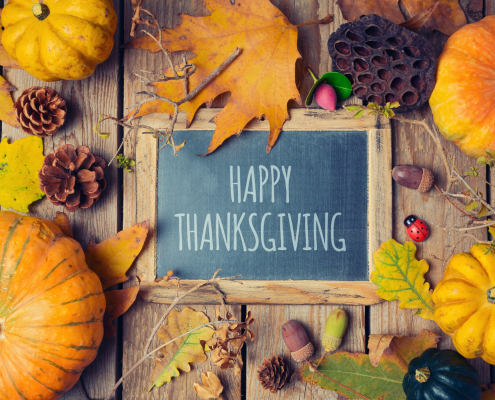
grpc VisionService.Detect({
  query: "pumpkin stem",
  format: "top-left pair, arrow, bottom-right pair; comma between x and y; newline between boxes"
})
415,367 -> 431,383
32,3 -> 50,21
0,317 -> 5,341
488,286 -> 495,304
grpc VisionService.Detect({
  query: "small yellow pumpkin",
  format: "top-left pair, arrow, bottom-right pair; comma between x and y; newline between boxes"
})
430,16 -> 495,158
433,244 -> 495,364
1,0 -> 117,82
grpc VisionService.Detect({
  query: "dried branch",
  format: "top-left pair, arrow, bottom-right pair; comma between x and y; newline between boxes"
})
103,269 -> 242,400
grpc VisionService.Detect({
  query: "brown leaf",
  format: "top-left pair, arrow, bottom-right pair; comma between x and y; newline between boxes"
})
194,372 -> 224,400
400,2 -> 439,31
103,284 -> 140,338
85,221 -> 149,290
52,212 -> 73,238
126,0 -> 301,154
0,75 -> 19,128
402,0 -> 467,35
336,0 -> 405,24
368,334 -> 400,367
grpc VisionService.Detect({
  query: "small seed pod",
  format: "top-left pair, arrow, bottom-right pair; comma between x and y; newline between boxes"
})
322,309 -> 348,352
392,165 -> 434,193
282,320 -> 314,362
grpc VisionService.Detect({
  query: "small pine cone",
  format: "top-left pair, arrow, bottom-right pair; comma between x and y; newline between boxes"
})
14,86 -> 67,137
257,356 -> 290,394
38,145 -> 106,212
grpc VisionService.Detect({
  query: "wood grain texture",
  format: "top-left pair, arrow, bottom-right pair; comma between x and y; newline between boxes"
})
0,1 -> 121,398
140,280 -> 382,305
246,305 -> 365,399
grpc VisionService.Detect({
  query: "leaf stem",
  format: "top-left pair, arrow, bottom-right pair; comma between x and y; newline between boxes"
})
306,361 -> 373,400
296,14 -> 333,28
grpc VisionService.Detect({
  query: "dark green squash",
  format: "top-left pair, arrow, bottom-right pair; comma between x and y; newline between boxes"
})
403,348 -> 481,400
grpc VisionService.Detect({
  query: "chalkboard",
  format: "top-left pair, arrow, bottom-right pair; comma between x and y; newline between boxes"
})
157,130 -> 368,281
127,109 -> 392,305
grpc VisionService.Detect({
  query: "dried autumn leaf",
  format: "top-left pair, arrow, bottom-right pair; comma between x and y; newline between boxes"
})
0,76 -> 19,127
368,331 -> 441,368
85,220 -> 149,290
337,0 -> 467,36
402,0 -> 466,36
336,0 -> 405,24
194,371 -> 224,400
151,308 -> 214,389
298,330 -> 440,400
0,136 -> 45,212
52,212 -> 73,238
371,239 -> 435,320
400,1 -> 438,31
104,284 -> 140,338
0,10 -> 21,69
126,0 -> 301,154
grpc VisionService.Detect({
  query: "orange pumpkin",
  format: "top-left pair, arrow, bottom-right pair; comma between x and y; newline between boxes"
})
0,211 -> 105,400
430,16 -> 495,158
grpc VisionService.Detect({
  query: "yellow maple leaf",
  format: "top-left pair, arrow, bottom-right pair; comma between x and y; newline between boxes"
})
85,220 -> 149,290
371,239 -> 435,320
0,136 -> 45,212
151,308 -> 214,389
126,0 -> 301,154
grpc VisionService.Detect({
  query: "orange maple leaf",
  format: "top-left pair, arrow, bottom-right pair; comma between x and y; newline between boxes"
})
126,0 -> 301,154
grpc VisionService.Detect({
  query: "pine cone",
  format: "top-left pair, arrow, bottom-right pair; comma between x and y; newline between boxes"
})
14,86 -> 67,137
257,356 -> 290,393
39,145 -> 106,212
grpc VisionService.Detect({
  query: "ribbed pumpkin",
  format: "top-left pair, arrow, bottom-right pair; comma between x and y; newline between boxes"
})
433,244 -> 495,364
0,211 -> 105,399
430,16 -> 495,158
1,0 -> 117,82
403,348 -> 481,400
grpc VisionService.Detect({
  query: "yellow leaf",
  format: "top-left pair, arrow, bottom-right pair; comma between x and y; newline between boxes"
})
0,136 -> 45,212
371,239 -> 435,320
151,308 -> 214,389
85,221 -> 149,290
104,284 -> 140,338
126,0 -> 301,154
0,76 -> 19,127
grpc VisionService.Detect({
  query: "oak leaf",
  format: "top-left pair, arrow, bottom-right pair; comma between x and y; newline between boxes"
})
0,136 -> 45,212
85,220 -> 149,290
194,372 -> 224,400
126,0 -> 301,154
151,308 -> 214,389
336,0 -> 466,36
371,239 -> 435,320
298,330 -> 441,400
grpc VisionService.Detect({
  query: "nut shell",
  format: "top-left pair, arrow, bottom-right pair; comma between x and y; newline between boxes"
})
291,341 -> 315,362
392,165 -> 434,192
282,320 -> 311,352
327,14 -> 436,113
418,168 -> 434,193
322,334 -> 343,353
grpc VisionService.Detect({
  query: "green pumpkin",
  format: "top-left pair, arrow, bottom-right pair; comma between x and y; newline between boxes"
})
403,348 -> 481,400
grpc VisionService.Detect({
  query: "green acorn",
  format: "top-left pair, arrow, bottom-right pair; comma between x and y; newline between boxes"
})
322,309 -> 348,352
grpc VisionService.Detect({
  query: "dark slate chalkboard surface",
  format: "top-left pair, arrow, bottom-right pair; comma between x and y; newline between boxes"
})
157,129 -> 368,281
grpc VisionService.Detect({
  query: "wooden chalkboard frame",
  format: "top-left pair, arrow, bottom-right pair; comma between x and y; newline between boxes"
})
124,108 -> 391,305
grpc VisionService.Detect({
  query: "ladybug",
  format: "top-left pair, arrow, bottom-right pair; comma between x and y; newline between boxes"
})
404,215 -> 430,242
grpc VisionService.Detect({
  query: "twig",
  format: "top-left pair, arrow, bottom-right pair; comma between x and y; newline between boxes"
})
306,361 -> 372,400
310,351 -> 328,400
296,14 -> 333,27
430,220 -> 495,233
434,184 -> 480,221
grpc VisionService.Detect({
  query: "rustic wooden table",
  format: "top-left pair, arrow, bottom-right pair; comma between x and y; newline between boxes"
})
3,0 -> 495,399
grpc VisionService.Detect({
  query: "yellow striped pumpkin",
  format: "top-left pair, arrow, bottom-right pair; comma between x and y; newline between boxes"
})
0,211 -> 105,400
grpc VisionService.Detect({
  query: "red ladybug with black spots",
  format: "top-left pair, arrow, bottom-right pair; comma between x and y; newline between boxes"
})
404,215 -> 429,242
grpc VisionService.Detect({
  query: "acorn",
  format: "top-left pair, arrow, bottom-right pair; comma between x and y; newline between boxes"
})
322,309 -> 348,352
282,320 -> 314,362
392,165 -> 434,193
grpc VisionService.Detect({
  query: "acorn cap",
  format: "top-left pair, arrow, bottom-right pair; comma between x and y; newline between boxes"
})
322,334 -> 342,353
291,341 -> 314,363
418,168 -> 434,193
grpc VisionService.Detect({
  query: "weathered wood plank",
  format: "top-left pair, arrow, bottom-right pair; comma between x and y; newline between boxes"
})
246,305 -> 365,399
140,280 -> 382,305
1,1 -> 121,398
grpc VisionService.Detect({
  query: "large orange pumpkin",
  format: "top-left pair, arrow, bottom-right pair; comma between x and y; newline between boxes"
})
430,16 -> 495,158
0,211 -> 105,400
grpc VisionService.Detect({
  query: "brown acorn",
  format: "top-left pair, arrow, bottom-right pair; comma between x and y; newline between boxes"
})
282,320 -> 314,362
392,165 -> 434,193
